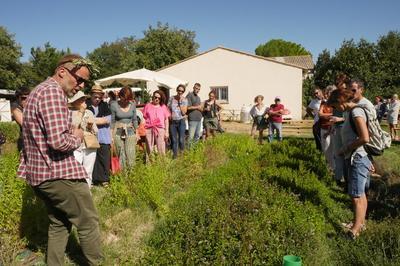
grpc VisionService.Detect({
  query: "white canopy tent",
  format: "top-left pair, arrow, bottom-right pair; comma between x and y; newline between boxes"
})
95,68 -> 188,90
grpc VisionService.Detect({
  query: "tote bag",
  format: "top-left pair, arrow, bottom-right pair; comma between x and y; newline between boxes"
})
110,144 -> 121,174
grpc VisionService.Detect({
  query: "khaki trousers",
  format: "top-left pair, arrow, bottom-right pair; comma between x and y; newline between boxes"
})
34,179 -> 102,266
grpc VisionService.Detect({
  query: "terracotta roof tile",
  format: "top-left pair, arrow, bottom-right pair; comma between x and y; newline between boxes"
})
267,55 -> 314,70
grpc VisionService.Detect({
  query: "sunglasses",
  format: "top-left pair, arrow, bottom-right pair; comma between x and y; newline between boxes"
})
153,96 -> 161,100
66,68 -> 88,85
20,96 -> 28,100
177,90 -> 184,93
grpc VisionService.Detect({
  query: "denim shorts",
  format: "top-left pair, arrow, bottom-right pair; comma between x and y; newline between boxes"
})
345,154 -> 371,197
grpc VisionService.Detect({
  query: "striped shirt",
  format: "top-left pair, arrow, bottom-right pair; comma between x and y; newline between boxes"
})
17,77 -> 88,186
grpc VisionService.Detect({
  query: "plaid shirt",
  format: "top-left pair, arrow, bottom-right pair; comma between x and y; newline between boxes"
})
17,77 -> 88,186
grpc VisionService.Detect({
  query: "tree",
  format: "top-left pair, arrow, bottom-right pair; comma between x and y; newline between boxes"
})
255,39 -> 311,57
23,42 -> 69,87
0,26 -> 24,90
313,49 -> 335,89
313,31 -> 400,99
88,23 -> 199,79
376,31 -> 400,96
135,22 -> 199,70
87,37 -> 138,79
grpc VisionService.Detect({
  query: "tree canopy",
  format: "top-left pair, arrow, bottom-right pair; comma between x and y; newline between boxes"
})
255,39 -> 311,57
87,23 -> 199,79
0,26 -> 24,90
87,37 -> 138,79
21,42 -> 69,87
313,31 -> 400,98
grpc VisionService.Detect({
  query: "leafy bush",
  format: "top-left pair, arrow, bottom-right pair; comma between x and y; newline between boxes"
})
2,134 -> 400,265
143,136 -> 337,265
0,122 -> 20,143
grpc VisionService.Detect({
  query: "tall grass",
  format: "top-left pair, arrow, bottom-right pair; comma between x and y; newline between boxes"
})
1,134 -> 400,265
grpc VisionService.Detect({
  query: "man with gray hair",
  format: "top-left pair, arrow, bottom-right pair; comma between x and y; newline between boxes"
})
18,54 -> 102,265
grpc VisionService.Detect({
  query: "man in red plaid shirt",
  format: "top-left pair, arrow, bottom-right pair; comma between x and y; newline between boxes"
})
18,54 -> 102,265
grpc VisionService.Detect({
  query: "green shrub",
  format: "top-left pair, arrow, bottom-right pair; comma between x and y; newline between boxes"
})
143,136 -> 334,265
0,122 -> 20,143
2,134 -> 400,265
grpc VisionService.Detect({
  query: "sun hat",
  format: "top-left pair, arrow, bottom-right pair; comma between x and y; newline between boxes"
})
91,84 -> 105,95
68,91 -> 87,104
275,96 -> 281,101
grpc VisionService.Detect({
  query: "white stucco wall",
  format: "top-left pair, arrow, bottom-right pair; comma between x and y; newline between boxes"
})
151,48 -> 303,120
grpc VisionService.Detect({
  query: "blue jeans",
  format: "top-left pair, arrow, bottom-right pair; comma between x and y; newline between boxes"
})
345,154 -> 371,197
268,122 -> 282,142
170,119 -> 186,158
188,120 -> 202,147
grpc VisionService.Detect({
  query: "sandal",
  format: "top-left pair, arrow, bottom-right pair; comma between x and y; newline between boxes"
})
341,222 -> 366,232
346,230 -> 360,240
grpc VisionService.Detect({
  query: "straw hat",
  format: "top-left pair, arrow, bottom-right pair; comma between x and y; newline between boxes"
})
91,84 -> 104,95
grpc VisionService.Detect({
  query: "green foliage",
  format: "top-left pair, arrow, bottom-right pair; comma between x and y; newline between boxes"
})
314,31 -> 400,98
0,26 -> 24,90
142,137 -> 345,265
24,42 -> 69,87
2,135 -> 400,264
255,39 -> 311,57
0,122 -> 20,143
135,22 -> 199,70
87,37 -> 138,79
87,22 -> 199,80
0,151 -> 25,233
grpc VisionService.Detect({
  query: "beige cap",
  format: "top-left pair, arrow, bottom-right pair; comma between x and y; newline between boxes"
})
68,91 -> 87,104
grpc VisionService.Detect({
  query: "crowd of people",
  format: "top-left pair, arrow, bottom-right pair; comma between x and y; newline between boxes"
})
2,52 -> 399,263
306,73 -> 397,240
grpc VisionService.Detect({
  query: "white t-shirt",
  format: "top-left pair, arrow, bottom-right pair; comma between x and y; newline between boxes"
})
250,104 -> 268,117
308,98 -> 321,124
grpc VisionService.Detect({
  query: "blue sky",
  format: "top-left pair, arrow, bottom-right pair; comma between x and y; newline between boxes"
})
1,0 -> 399,62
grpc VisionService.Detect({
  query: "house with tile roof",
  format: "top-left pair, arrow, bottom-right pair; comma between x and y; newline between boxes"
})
150,46 -> 304,120
267,55 -> 314,79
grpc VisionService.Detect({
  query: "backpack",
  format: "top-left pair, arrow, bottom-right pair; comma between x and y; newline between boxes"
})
349,104 -> 391,156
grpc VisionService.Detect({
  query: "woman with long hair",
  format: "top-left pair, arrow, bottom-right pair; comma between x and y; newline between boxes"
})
110,86 -> 138,169
318,85 -> 336,170
327,88 -> 372,239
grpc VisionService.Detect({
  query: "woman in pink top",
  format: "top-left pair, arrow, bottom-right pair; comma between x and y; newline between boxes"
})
143,90 -> 171,159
